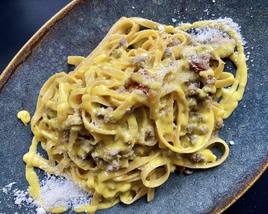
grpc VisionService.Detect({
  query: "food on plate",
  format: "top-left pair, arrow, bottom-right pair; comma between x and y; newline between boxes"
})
22,17 -> 247,213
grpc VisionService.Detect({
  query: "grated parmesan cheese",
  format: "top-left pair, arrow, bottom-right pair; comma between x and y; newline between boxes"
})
185,17 -> 246,46
13,189 -> 34,206
40,175 -> 91,210
2,182 -> 16,194
215,17 -> 245,44
1,175 -> 92,213
204,8 -> 209,15
171,18 -> 177,23
36,207 -> 46,214
158,24 -> 165,32
229,140 -> 235,145
191,27 -> 229,44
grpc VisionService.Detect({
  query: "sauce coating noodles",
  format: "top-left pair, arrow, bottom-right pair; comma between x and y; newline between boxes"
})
23,17 -> 247,213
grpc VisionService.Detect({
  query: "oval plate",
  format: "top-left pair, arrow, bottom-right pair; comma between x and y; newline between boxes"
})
0,0 -> 267,213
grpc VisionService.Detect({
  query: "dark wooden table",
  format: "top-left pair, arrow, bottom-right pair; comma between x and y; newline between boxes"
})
0,1 -> 267,213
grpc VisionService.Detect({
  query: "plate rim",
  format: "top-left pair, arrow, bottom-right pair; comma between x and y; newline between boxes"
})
0,0 -> 267,213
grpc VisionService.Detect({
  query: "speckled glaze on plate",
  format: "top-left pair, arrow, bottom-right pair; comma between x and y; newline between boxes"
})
0,0 -> 267,213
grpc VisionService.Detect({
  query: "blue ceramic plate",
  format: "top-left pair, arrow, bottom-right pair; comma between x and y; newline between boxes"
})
0,0 -> 267,213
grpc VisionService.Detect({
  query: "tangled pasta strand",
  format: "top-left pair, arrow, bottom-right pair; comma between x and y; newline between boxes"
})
23,17 -> 247,213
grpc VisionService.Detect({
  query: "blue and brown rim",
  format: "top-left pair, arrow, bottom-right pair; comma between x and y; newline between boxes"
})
0,0 -> 267,213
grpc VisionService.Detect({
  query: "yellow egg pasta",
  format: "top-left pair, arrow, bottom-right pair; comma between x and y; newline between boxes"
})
23,17 -> 247,213
17,110 -> 31,125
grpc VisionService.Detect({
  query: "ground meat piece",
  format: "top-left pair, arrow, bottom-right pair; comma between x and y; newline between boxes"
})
114,38 -> 128,49
206,75 -> 216,84
187,82 -> 200,96
176,166 -> 185,173
125,81 -> 149,95
190,134 -> 199,144
187,124 -> 208,135
189,54 -> 211,72
119,38 -> 128,47
103,148 -> 121,161
198,125 -> 209,134
215,120 -> 224,129
106,160 -> 120,171
62,130 -> 70,142
187,124 -> 196,133
116,86 -> 127,93
183,168 -> 193,175
137,68 -> 150,77
206,95 -> 212,101
108,149 -> 120,156
148,90 -> 157,103
132,55 -> 148,66
167,38 -> 181,47
188,98 -> 197,107
164,47 -> 172,57
189,111 -> 200,117
96,159 -> 104,169
63,113 -> 82,127
190,153 -> 204,163
189,112 -> 204,123
96,106 -> 114,123
145,129 -> 154,141
111,49 -> 121,58
121,150 -> 135,159
144,128 -> 157,146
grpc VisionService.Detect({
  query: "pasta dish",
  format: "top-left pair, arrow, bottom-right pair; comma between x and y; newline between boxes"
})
23,17 -> 247,213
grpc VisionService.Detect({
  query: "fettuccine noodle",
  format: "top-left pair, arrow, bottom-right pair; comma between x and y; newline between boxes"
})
23,17 -> 247,213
